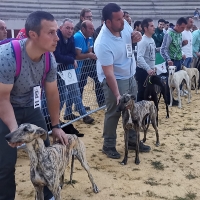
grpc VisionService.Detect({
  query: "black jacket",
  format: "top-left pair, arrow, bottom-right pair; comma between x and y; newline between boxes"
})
53,29 -> 76,67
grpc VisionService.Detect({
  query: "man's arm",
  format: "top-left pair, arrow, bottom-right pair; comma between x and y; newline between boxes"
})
102,65 -> 120,104
160,33 -> 173,65
44,80 -> 68,145
0,83 -> 18,132
75,48 -> 97,60
192,32 -> 200,57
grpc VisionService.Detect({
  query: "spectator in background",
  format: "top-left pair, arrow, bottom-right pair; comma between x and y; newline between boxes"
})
74,8 -> 93,33
136,18 -> 156,101
74,20 -> 105,108
193,8 -> 200,20
123,11 -> 130,22
127,16 -> 132,26
152,19 -> 165,48
94,17 -> 104,40
192,24 -> 198,32
53,18 -> 94,124
16,28 -> 27,39
0,20 -> 7,41
182,17 -> 194,68
134,21 -> 142,32
191,28 -> 200,68
163,20 -> 169,34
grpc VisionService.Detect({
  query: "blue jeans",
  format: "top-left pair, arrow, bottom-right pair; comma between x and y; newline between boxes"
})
171,59 -> 182,71
64,82 -> 87,116
41,74 -> 68,117
182,57 -> 192,68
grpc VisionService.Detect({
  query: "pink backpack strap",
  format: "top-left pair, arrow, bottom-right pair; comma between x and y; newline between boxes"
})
41,52 -> 50,88
11,40 -> 21,77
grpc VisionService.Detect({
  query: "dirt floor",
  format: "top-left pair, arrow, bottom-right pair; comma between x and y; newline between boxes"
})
15,90 -> 200,200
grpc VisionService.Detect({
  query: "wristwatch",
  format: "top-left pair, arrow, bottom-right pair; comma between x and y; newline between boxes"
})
52,124 -> 61,129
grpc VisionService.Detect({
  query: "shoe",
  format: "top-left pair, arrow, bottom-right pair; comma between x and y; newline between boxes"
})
83,116 -> 94,124
167,99 -> 179,106
64,114 -> 79,120
61,123 -> 84,137
102,146 -> 121,159
180,90 -> 187,97
128,141 -> 151,152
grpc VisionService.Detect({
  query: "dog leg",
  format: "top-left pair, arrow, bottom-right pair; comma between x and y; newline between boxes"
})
121,129 -> 129,165
151,118 -> 160,146
35,186 -> 44,200
186,80 -> 191,103
169,87 -> 173,107
70,155 -> 75,187
75,148 -> 99,193
142,114 -> 149,143
177,87 -> 182,108
134,124 -> 140,165
51,187 -> 61,200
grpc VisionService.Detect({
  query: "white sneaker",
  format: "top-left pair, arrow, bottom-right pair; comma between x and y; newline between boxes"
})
49,197 -> 55,200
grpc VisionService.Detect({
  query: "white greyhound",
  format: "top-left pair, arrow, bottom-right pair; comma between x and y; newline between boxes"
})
168,66 -> 191,108
181,65 -> 199,94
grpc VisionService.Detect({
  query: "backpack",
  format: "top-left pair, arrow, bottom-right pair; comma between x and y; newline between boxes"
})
0,39 -> 50,87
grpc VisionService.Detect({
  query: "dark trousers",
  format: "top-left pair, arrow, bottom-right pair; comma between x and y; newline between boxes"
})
79,60 -> 105,106
0,107 -> 52,200
135,67 -> 148,102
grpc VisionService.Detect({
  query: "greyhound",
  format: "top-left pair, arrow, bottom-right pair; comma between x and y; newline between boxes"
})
168,66 -> 191,108
5,124 -> 99,200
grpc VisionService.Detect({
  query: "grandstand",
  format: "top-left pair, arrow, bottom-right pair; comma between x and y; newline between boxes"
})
0,0 -> 199,35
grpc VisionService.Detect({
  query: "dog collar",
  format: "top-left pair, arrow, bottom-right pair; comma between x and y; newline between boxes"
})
148,76 -> 152,84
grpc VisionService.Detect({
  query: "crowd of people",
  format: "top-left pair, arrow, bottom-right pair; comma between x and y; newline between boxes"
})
0,2 -> 200,200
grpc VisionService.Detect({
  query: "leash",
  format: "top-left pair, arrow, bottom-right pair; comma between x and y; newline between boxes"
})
143,75 -> 152,87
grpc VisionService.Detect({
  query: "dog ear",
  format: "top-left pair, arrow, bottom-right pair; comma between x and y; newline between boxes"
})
35,127 -> 47,141
174,66 -> 177,71
130,94 -> 136,100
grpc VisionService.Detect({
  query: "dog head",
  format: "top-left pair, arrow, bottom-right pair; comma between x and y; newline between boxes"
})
116,93 -> 136,112
5,123 -> 47,144
168,66 -> 176,76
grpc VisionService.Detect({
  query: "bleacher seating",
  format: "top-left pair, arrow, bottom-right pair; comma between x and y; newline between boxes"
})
0,0 -> 200,28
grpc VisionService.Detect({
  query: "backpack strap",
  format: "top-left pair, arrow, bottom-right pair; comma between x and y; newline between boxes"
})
41,52 -> 51,88
11,40 -> 21,77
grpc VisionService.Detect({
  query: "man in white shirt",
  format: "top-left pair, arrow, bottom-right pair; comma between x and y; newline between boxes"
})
182,17 -> 194,68
0,20 -> 7,41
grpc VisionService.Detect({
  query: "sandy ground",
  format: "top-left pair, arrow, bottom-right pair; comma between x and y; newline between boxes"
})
15,90 -> 200,200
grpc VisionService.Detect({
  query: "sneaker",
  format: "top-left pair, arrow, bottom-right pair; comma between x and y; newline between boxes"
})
128,141 -> 151,152
49,197 -> 55,200
167,99 -> 179,106
64,114 -> 79,120
180,90 -> 187,97
83,116 -> 94,124
102,146 -> 121,159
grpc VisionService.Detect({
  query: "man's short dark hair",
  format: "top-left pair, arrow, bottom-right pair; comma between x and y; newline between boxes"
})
185,16 -> 193,22
102,3 -> 121,23
25,11 -> 55,38
158,19 -> 165,23
123,11 -> 129,16
141,18 -> 153,32
165,21 -> 169,24
134,21 -> 141,29
80,8 -> 91,19
176,17 -> 187,25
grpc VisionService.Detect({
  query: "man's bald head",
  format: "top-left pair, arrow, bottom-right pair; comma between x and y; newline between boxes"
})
81,20 -> 94,38
0,20 -> 7,41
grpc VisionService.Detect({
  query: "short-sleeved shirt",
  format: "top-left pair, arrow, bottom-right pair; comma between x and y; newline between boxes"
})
0,39 -> 57,107
94,20 -> 136,82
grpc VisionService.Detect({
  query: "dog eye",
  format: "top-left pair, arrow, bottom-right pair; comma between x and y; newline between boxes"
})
23,126 -> 29,132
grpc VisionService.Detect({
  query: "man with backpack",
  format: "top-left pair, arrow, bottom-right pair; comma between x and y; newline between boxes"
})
0,11 -> 68,200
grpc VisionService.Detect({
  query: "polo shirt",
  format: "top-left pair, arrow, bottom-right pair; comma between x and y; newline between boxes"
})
94,20 -> 136,82
192,30 -> 200,58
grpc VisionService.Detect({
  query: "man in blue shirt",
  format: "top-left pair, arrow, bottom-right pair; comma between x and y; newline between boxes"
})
74,20 -> 105,107
94,3 -> 150,159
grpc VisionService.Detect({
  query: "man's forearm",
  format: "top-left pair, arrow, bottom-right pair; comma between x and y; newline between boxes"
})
105,74 -> 120,98
0,100 -> 18,132
76,53 -> 91,60
46,92 -> 60,126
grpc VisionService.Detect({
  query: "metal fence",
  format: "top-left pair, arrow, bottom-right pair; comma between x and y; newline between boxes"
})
41,58 -> 106,132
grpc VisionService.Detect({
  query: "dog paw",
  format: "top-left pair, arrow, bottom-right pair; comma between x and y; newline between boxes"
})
93,184 -> 99,193
156,142 -> 160,147
135,158 -> 140,165
120,159 -> 127,165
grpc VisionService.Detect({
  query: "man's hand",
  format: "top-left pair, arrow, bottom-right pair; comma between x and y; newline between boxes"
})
88,52 -> 97,60
167,60 -> 173,66
147,69 -> 155,75
52,128 -> 69,145
116,94 -> 121,105
182,40 -> 188,46
132,31 -> 142,43
74,60 -> 78,69
182,55 -> 186,60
